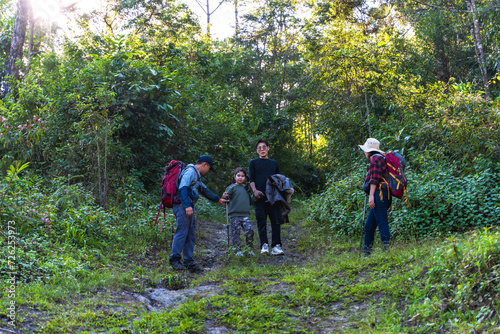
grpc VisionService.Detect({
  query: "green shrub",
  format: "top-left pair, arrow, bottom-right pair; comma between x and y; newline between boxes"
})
406,228 -> 500,328
392,160 -> 500,237
308,162 -> 367,236
309,158 -> 500,238
0,166 -> 117,282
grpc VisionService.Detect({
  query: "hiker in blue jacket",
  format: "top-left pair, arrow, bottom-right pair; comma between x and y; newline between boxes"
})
169,155 -> 228,272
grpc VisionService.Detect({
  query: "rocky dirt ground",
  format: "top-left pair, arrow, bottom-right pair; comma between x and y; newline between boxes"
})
1,219 -> 318,334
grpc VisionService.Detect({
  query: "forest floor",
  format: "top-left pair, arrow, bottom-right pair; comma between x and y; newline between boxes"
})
2,203 -> 499,333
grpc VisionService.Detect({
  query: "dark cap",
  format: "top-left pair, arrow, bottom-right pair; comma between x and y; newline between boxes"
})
197,155 -> 214,170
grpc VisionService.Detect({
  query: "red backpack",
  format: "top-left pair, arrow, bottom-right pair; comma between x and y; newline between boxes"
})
154,161 -> 198,232
383,151 -> 408,201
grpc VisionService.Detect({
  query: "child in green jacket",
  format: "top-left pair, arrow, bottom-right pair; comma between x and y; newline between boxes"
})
224,167 -> 254,256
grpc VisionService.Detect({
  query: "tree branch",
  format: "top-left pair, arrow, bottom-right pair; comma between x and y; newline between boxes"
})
195,0 -> 208,14
411,0 -> 468,13
210,0 -> 226,15
61,2 -> 78,11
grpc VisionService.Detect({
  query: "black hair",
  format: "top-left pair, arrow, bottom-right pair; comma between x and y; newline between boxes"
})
232,167 -> 247,183
366,151 -> 384,158
255,139 -> 269,149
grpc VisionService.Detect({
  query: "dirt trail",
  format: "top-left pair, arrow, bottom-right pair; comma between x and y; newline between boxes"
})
196,218 -> 311,272
3,217 -> 323,333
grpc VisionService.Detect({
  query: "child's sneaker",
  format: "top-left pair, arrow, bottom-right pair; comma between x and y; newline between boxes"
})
271,244 -> 284,256
261,243 -> 269,255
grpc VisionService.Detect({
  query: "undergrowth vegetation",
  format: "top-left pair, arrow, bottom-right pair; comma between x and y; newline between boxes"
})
2,193 -> 500,332
310,158 -> 500,239
1,0 -> 500,332
137,225 -> 500,333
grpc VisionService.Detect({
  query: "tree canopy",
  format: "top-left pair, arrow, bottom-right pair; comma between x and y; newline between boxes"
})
1,0 -> 499,223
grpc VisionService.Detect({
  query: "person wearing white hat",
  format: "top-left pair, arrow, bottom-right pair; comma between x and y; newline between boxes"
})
359,138 -> 392,255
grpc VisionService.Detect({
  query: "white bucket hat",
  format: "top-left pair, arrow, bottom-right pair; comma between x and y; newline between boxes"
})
358,138 -> 384,154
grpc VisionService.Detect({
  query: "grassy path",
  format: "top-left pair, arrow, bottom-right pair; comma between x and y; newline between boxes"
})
2,202 -> 500,333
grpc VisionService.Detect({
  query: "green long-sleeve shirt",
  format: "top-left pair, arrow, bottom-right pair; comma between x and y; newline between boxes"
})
225,184 -> 251,218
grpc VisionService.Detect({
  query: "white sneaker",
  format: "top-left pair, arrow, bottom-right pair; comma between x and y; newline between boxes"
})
271,244 -> 284,256
236,251 -> 244,257
261,243 -> 269,255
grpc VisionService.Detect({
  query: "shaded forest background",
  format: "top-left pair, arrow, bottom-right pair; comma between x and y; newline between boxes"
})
1,0 -> 500,279
2,2 -> 500,332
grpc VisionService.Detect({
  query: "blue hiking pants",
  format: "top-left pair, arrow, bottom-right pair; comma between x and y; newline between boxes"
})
363,189 -> 391,255
170,204 -> 196,266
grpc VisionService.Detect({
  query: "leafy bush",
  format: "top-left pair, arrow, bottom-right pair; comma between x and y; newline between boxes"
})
0,165 -> 117,282
407,228 -> 500,328
309,158 -> 500,238
307,161 -> 367,236
392,160 -> 500,237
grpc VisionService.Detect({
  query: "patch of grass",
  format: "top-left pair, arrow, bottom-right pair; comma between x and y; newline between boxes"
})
131,299 -> 208,333
38,293 -> 144,333
5,198 -> 500,333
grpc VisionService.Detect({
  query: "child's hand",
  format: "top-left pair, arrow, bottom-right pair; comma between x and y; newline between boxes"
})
218,198 -> 229,205
223,192 -> 230,199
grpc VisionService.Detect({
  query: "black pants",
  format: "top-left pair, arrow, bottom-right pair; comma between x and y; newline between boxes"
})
254,199 -> 281,247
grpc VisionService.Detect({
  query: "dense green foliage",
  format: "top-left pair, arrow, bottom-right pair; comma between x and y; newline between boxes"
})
1,0 -> 499,193
310,159 -> 500,237
0,0 -> 498,262
0,160 -> 228,288
1,0 -> 500,331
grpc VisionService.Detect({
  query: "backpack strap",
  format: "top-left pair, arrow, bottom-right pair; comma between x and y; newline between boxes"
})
380,177 -> 391,201
177,165 -> 200,188
373,153 -> 389,198
154,203 -> 169,233
154,203 -> 161,227
160,206 -> 166,233
154,201 -> 167,227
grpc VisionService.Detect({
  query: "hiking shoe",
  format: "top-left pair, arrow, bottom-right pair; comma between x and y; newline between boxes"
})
261,243 -> 269,255
186,264 -> 203,273
271,244 -> 284,256
236,251 -> 244,257
170,260 -> 186,271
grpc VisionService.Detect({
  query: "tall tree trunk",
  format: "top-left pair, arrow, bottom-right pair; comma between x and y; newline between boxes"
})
4,0 -> 30,95
465,0 -> 490,100
309,116 -> 313,158
103,120 -> 108,210
277,39 -> 290,113
364,88 -> 372,137
196,0 -> 225,38
206,0 -> 211,37
235,0 -> 239,35
26,6 -> 35,76
96,129 -> 103,207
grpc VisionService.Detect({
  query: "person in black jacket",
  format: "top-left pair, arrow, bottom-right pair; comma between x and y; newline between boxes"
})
249,139 -> 284,256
